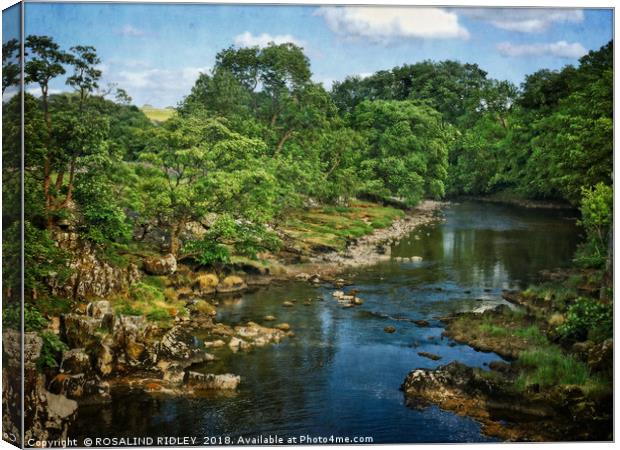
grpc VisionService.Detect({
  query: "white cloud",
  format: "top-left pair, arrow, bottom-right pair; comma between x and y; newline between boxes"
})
234,31 -> 303,48
497,41 -> 587,59
101,62 -> 210,107
461,9 -> 584,33
117,25 -> 146,37
315,7 -> 469,43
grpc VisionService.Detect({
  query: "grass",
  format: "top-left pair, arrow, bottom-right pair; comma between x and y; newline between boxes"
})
472,313 -> 606,394
141,105 -> 176,123
281,200 -> 405,252
110,276 -> 187,328
514,346 -> 592,391
522,282 -> 578,311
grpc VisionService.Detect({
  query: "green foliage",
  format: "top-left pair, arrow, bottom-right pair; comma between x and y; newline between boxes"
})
557,297 -> 613,342
350,100 -> 451,205
2,303 -> 51,334
574,183 -> 613,268
184,214 -> 281,266
20,221 -> 70,299
38,331 -> 69,370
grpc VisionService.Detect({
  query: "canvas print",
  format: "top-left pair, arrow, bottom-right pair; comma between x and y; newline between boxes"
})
1,1 -> 614,446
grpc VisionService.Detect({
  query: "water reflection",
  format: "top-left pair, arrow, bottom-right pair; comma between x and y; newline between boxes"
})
72,202 -> 579,443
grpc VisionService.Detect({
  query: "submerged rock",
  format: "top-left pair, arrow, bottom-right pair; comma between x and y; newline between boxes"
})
417,351 -> 441,361
186,372 -> 240,390
384,326 -> 396,333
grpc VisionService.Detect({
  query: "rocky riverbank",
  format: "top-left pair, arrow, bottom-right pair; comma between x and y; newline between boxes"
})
401,289 -> 613,441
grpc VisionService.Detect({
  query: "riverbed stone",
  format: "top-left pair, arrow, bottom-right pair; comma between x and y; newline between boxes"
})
418,351 -> 441,361
384,326 -> 396,333
186,372 -> 240,390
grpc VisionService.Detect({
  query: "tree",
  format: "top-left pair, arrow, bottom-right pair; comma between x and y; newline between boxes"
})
351,100 -> 451,205
66,45 -> 102,107
24,35 -> 71,220
139,113 -> 278,256
2,38 -> 20,94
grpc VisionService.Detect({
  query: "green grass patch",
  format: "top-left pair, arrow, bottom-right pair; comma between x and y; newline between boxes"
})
282,200 -> 405,251
141,105 -> 176,123
514,346 -> 590,390
110,278 -> 187,328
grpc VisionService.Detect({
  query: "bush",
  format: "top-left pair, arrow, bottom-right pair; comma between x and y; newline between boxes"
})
2,303 -> 49,332
557,297 -> 612,342
38,331 -> 68,370
575,183 -> 612,268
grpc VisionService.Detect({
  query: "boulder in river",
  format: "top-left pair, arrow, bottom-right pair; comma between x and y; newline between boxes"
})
195,273 -> 219,294
217,275 -> 247,293
384,326 -> 396,333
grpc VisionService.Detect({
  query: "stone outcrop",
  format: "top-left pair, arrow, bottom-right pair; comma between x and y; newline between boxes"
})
156,326 -> 212,384
1,330 -> 78,445
402,359 -> 612,441
49,231 -> 141,300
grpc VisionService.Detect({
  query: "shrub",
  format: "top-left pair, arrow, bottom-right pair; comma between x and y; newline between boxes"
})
3,303 -> 49,332
575,183 -> 612,269
38,331 -> 68,370
557,297 -> 612,342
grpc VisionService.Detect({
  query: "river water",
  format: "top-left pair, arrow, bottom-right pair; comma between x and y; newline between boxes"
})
72,201 -> 580,443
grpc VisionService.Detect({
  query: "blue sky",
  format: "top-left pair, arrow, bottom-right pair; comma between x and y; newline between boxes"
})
19,3 -> 613,107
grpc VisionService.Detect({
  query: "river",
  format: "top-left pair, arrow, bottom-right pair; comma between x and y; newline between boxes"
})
71,201 -> 580,443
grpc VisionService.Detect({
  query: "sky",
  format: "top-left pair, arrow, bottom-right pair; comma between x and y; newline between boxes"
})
13,2 -> 615,108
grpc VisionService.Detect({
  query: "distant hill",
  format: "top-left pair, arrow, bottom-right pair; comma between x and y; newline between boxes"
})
141,105 -> 176,123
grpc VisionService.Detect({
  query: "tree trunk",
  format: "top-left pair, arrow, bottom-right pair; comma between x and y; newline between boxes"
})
169,222 -> 181,256
59,158 -> 76,208
42,87 -> 55,228
275,130 -> 293,154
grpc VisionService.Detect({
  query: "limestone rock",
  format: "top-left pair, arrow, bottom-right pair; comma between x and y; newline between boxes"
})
60,348 -> 92,375
143,253 -> 177,275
